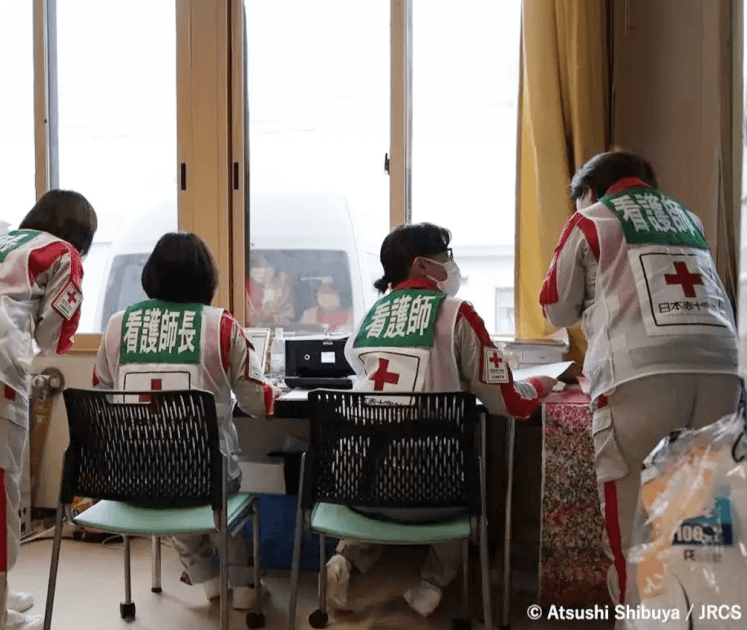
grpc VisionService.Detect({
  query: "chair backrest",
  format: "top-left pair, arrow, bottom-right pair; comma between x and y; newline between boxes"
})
304,390 -> 482,515
60,388 -> 223,510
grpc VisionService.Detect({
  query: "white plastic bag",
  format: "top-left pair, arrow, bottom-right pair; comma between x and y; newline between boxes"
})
625,411 -> 747,629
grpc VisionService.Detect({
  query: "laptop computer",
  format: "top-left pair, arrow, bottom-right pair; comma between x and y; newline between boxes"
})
284,336 -> 354,389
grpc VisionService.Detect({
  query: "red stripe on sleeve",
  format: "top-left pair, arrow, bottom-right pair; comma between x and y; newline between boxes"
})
457,302 -> 495,382
219,311 -> 235,373
576,215 -> 600,262
457,302 -> 493,346
42,243 -> 85,355
539,213 -> 600,308
499,381 -> 539,419
262,383 -> 275,416
28,242 -> 71,288
498,376 -> 553,419
459,302 -> 545,418
56,307 -> 80,354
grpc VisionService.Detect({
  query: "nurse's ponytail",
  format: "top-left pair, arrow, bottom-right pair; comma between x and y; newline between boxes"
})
374,274 -> 390,294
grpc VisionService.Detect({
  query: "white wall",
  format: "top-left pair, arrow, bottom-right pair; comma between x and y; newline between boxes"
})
32,354 -> 96,509
612,0 -> 725,252
612,0 -> 744,374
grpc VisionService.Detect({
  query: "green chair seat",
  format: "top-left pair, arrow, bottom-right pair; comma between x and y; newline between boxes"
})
74,493 -> 255,536
310,502 -> 470,544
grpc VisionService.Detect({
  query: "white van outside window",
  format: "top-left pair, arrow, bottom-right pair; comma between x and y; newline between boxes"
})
246,193 -> 376,335
95,193 -> 376,335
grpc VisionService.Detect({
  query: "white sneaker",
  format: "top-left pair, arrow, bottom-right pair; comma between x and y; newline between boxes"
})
232,583 -> 261,610
204,577 -> 264,607
5,610 -> 44,630
203,576 -> 222,601
404,580 -> 443,617
326,554 -> 351,609
7,591 -> 34,613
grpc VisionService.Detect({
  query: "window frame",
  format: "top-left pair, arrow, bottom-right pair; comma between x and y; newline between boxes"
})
233,0 -> 410,329
390,0 -> 412,228
32,0 -> 230,350
30,0 -> 457,351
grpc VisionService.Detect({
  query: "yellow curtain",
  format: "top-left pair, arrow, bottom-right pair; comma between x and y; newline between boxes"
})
515,0 -> 609,362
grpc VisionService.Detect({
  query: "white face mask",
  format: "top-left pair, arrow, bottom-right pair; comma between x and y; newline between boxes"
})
318,290 -> 341,312
425,259 -> 461,296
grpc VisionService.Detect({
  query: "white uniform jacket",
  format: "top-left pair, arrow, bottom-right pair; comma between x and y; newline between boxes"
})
345,278 -> 552,419
0,229 -> 84,426
540,177 -> 738,402
94,300 -> 272,480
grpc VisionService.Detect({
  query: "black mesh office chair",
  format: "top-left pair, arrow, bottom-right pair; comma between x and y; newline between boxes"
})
44,388 -> 264,630
287,390 -> 492,630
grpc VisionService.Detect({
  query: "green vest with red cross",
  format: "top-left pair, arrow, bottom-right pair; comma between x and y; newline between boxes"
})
351,289 -> 463,393
117,300 -> 204,394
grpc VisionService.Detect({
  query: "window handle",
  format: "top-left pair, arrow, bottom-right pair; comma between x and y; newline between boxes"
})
384,153 -> 390,175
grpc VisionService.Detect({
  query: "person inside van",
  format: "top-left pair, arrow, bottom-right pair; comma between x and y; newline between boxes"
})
94,232 -> 275,610
326,223 -> 557,618
0,189 -> 97,630
298,280 -> 353,332
245,251 -> 295,326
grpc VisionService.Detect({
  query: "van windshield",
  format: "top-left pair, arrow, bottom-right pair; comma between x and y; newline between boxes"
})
100,253 -> 151,330
246,249 -> 354,333
99,249 -> 356,334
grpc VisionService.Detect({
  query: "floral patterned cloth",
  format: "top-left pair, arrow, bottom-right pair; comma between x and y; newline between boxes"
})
539,385 -> 611,606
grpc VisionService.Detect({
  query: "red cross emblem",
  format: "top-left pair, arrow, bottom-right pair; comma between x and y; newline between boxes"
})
52,282 -> 82,320
665,261 -> 703,298
370,358 -> 400,391
140,378 -> 163,403
483,348 -> 509,384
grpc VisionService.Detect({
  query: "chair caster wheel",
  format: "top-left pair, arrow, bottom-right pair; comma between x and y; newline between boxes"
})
151,587 -> 162,593
246,611 -> 266,628
308,609 -> 329,628
120,601 -> 136,621
451,619 -> 471,630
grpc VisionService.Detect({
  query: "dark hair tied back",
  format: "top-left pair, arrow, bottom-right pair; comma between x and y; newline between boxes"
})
375,223 -> 451,293
373,275 -> 390,293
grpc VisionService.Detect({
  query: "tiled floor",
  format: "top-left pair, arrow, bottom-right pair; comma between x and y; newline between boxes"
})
13,536 -> 614,629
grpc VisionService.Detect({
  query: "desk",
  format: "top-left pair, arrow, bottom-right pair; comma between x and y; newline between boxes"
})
235,390 -> 310,495
272,388 -> 310,419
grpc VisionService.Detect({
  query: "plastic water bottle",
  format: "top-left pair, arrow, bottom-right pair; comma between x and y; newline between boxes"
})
270,327 -> 286,379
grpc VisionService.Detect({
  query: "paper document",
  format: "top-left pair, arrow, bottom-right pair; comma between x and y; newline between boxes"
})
512,361 -> 578,382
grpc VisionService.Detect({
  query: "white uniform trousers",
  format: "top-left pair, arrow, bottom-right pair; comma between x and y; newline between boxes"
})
592,373 -> 741,614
